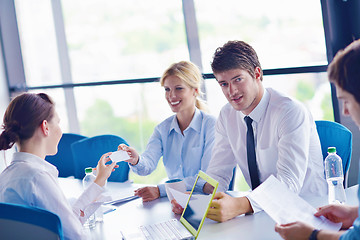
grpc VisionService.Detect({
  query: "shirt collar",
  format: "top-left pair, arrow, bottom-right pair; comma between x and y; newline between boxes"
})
169,108 -> 202,134
241,88 -> 270,123
11,152 -> 59,177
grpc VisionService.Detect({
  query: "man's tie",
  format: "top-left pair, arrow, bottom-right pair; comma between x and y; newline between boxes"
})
244,116 -> 260,190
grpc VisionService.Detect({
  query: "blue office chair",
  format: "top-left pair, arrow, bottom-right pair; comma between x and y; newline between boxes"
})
46,133 -> 87,177
0,202 -> 63,240
71,134 -> 130,182
315,120 -> 352,184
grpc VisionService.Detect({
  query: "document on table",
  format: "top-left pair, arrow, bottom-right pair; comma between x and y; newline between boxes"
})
250,175 -> 341,231
104,188 -> 139,205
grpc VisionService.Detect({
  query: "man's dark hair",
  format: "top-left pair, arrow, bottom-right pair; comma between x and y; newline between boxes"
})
328,39 -> 360,104
211,40 -> 263,81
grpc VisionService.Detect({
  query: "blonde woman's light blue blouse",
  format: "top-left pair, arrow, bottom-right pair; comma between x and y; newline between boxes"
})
130,108 -> 216,197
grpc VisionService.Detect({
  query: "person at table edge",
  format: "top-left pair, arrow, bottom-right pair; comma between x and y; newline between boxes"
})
275,39 -> 360,240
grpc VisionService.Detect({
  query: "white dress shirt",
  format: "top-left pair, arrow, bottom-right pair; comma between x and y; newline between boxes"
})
0,152 -> 104,240
206,88 -> 327,212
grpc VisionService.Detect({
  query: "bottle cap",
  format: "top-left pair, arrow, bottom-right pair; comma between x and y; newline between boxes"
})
85,167 -> 93,174
327,147 -> 336,153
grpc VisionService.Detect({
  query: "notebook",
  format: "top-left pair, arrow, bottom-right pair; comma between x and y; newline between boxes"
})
120,170 -> 218,240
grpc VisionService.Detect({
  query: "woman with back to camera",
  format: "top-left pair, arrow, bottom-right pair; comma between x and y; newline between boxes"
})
118,61 -> 216,202
0,93 -> 118,240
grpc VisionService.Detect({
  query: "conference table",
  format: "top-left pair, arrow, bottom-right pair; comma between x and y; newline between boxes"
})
59,178 -> 359,240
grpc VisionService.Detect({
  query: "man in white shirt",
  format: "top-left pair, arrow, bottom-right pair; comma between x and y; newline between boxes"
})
203,40 -> 327,222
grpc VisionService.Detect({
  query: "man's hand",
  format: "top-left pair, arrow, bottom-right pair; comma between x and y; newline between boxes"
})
275,221 -> 344,240
134,186 -> 160,202
203,182 -> 215,194
275,221 -> 314,240
315,204 -> 358,229
206,193 -> 252,222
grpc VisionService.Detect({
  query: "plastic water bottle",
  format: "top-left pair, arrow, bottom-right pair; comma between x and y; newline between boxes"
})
324,147 -> 346,204
82,167 -> 96,228
89,168 -> 104,223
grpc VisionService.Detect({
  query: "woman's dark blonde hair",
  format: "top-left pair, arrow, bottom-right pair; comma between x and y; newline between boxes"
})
160,61 -> 208,111
0,93 -> 55,151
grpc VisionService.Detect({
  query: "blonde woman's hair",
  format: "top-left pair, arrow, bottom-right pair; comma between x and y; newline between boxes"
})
160,61 -> 208,112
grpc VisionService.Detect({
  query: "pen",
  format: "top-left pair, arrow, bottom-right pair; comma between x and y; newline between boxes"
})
103,207 -> 117,215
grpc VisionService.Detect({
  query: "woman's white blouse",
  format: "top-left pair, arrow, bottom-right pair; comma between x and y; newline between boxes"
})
0,152 -> 104,240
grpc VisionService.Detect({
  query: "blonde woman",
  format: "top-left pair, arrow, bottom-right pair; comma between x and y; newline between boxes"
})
119,61 -> 216,202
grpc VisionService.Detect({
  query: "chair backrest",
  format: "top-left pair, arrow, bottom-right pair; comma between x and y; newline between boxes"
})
46,133 -> 87,177
71,134 -> 130,182
0,202 -> 63,240
315,120 -> 352,178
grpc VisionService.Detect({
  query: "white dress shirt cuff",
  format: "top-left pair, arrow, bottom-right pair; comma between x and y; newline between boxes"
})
72,182 -> 105,223
246,193 -> 263,214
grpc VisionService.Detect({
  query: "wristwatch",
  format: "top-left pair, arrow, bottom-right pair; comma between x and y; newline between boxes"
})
309,229 -> 320,240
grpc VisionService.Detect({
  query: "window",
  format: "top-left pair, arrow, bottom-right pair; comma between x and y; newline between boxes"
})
195,0 -> 327,72
10,0 -> 333,187
15,0 -> 62,87
61,0 -> 188,83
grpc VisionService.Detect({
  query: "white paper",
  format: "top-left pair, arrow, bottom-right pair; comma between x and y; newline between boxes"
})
250,175 -> 341,231
169,188 -> 189,208
104,188 -> 139,205
165,180 -> 186,202
109,150 -> 130,162
102,204 -> 117,214
104,195 -> 139,205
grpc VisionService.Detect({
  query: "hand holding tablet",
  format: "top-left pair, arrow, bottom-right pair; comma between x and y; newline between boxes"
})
109,150 -> 131,163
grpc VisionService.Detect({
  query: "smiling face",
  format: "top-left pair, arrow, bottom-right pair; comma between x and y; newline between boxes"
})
215,67 -> 263,115
163,75 -> 197,115
336,84 -> 360,128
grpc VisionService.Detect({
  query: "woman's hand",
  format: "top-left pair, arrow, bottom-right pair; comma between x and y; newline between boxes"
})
134,186 -> 160,202
171,199 -> 184,215
94,152 -> 118,187
118,144 -> 139,165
